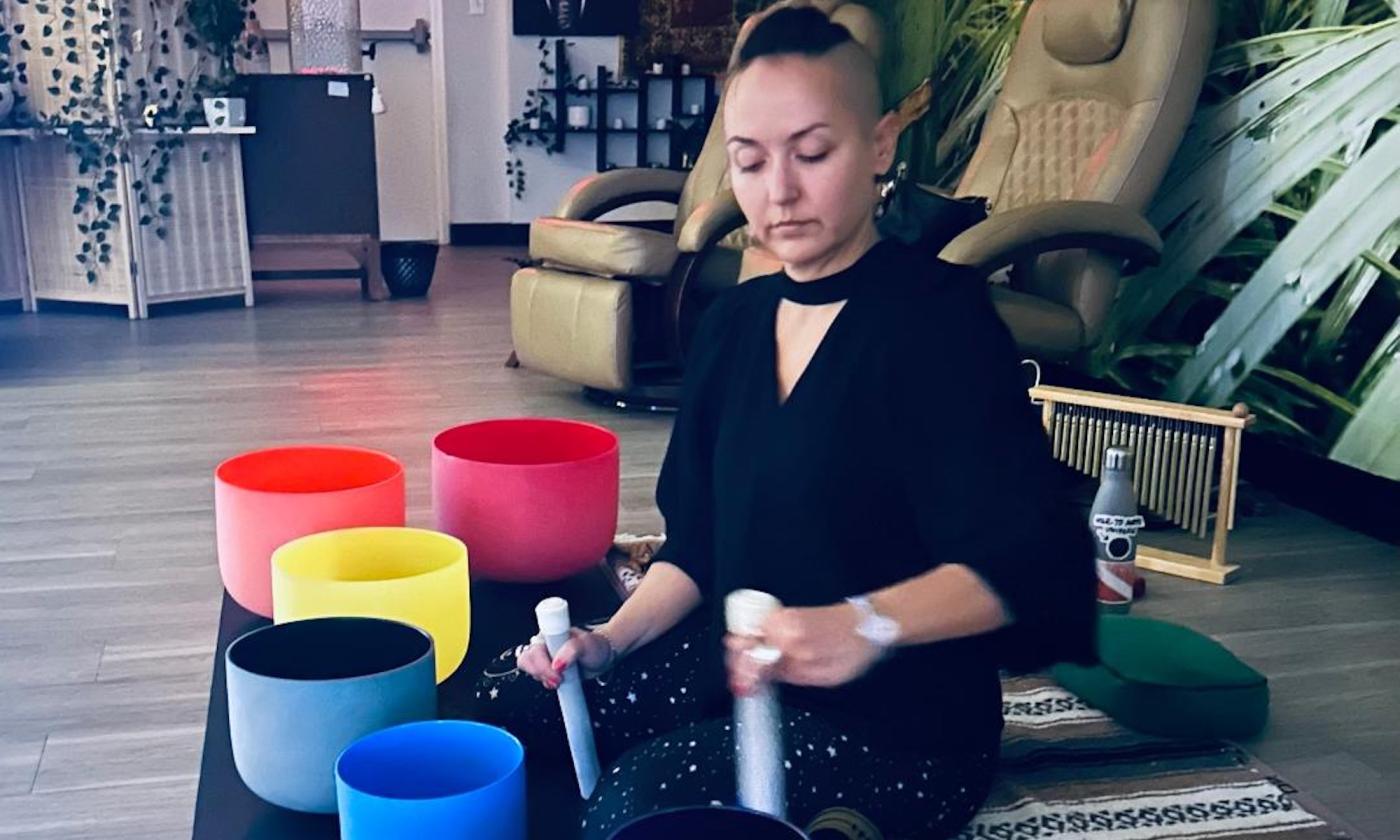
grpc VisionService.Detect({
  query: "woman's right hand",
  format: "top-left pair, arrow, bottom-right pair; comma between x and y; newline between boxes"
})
515,627 -> 616,689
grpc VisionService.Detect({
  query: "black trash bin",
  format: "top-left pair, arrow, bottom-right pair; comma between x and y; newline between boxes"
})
381,241 -> 440,298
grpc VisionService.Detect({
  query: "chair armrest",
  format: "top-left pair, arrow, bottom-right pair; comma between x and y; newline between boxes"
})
676,189 -> 746,254
938,201 -> 1163,275
554,168 -> 691,221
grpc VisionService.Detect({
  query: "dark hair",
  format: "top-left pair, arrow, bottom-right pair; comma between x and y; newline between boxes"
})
736,6 -> 856,69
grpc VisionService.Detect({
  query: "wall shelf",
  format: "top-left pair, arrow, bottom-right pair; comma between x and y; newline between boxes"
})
532,38 -> 717,172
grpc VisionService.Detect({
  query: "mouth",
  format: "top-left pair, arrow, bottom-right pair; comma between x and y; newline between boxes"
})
769,220 -> 815,232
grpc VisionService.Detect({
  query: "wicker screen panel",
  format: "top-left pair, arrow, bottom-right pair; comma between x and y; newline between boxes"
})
0,142 -> 27,303
19,137 -> 134,305
135,136 -> 251,302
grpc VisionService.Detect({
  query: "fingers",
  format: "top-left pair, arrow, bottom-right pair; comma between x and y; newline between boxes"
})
724,633 -> 778,698
516,633 -> 581,691
515,641 -> 559,688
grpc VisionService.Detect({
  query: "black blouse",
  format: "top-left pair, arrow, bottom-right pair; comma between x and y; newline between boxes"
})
652,238 -> 1096,755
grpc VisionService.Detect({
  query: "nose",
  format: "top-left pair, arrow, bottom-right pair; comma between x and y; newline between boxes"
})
765,157 -> 800,206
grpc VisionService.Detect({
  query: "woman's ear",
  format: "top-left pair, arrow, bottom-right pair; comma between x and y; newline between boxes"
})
873,110 -> 899,175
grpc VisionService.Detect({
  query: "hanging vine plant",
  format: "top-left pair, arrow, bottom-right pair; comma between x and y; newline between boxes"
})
502,37 -> 572,200
3,0 -> 250,279
120,0 -> 254,242
11,0 -> 130,281
0,2 -> 18,120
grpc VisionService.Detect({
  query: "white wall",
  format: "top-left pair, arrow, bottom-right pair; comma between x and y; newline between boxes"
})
441,0 -> 511,223
443,4 -> 684,225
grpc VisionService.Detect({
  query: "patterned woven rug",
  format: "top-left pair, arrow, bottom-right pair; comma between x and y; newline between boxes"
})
959,677 -> 1355,840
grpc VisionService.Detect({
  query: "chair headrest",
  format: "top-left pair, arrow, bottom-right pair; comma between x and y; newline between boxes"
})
1042,0 -> 1135,65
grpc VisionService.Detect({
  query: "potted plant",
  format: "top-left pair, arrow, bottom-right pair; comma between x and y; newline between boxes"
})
186,0 -> 249,130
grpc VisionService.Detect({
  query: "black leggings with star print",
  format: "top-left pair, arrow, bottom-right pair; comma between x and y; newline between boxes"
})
473,611 -> 996,840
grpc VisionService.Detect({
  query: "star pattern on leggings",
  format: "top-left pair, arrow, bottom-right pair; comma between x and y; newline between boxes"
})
476,623 -> 998,840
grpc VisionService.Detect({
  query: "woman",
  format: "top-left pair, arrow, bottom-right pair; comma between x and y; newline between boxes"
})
478,7 -> 1095,838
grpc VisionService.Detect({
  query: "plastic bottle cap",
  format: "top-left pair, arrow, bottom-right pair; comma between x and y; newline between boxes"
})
1104,446 -> 1135,473
536,597 -> 572,636
725,589 -> 781,635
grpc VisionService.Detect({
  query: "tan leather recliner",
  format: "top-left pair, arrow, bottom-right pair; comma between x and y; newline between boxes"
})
940,0 -> 1217,362
510,0 -> 881,407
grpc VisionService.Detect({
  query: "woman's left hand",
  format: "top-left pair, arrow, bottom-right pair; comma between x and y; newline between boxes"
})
725,602 -> 883,697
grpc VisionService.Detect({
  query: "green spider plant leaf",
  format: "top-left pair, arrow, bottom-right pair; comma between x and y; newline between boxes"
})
1330,348 -> 1400,479
1256,363 -> 1360,414
1348,315 -> 1400,402
1096,20 -> 1400,365
1209,26 -> 1357,76
1163,124 -> 1400,405
1304,222 -> 1400,371
1312,0 -> 1352,27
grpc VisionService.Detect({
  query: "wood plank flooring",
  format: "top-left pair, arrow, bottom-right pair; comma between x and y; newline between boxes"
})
1,247 -> 1397,839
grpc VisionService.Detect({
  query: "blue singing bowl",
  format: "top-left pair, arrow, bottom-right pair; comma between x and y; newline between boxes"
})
226,616 -> 436,813
336,720 -> 526,840
608,806 -> 808,839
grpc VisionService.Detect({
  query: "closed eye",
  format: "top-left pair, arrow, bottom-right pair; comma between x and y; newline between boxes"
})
738,151 -> 828,173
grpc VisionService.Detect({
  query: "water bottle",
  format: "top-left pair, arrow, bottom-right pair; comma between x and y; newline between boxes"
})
1090,447 -> 1144,613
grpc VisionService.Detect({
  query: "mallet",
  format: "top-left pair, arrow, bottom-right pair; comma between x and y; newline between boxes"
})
725,588 -> 786,819
536,596 -> 602,799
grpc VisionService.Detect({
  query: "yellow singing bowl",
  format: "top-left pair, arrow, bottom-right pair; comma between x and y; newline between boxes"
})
271,527 -> 469,683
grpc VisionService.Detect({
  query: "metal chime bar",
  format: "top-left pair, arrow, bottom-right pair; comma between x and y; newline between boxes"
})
1031,384 -> 1254,585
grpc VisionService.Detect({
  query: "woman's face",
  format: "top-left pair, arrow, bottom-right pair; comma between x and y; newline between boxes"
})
724,51 -> 896,271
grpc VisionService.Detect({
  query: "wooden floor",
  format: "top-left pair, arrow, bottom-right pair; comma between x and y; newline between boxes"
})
0,247 -> 1396,839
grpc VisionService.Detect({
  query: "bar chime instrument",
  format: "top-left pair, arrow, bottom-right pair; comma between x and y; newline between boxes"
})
1029,385 -> 1256,584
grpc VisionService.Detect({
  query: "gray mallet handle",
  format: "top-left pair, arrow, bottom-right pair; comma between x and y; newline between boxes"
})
536,597 -> 601,799
725,588 -> 786,819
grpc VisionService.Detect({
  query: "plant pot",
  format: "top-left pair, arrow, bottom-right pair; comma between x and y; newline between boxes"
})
203,96 -> 247,130
608,806 -> 807,839
214,445 -> 406,617
0,82 -> 14,125
272,527 -> 470,683
337,721 -> 526,840
381,241 -> 439,298
226,617 -> 437,813
432,419 -> 619,582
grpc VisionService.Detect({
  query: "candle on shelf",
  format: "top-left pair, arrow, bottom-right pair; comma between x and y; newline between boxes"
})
651,62 -> 664,75
689,103 -> 701,115
613,117 -> 625,130
655,117 -> 668,130
528,116 -> 541,131
681,63 -> 691,75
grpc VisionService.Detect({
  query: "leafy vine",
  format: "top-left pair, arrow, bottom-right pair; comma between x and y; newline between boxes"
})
1,0 -> 250,280
502,37 -> 572,200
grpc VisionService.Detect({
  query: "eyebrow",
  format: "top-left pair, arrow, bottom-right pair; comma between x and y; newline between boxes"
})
726,122 -> 831,147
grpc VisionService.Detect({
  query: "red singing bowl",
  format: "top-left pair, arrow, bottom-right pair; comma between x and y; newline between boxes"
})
432,419 -> 619,582
215,446 -> 406,617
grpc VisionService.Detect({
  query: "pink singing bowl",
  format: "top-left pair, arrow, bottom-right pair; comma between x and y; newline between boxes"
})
215,446 -> 406,617
432,419 -> 619,582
